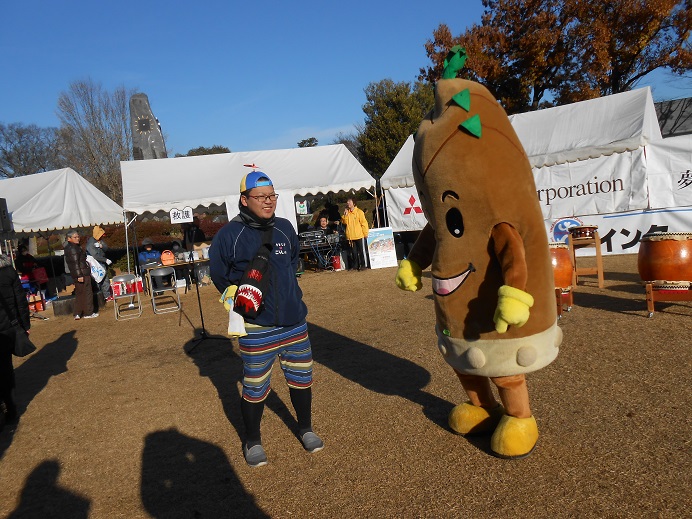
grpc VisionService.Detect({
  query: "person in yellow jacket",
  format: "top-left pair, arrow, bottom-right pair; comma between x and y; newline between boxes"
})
341,197 -> 369,270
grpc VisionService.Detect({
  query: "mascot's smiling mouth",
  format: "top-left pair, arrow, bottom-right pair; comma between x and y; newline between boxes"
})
432,263 -> 476,296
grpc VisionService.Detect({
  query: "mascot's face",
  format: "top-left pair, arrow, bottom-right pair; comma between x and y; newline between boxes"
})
412,78 -> 537,300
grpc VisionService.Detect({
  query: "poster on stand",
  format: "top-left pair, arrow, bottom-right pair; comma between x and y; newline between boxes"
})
367,227 -> 398,269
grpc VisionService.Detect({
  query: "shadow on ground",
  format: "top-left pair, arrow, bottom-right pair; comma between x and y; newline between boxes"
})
308,323 -> 454,430
0,332 -> 78,460
141,428 -> 268,518
6,459 -> 90,518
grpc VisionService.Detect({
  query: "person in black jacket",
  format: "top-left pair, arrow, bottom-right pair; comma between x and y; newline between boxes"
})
0,253 -> 31,423
64,230 -> 98,320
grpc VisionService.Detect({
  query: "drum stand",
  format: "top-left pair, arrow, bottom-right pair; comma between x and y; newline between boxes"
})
554,287 -> 573,319
644,282 -> 692,318
568,232 -> 605,288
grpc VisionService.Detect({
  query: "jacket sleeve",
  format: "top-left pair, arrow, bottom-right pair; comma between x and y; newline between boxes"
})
66,245 -> 90,279
359,209 -> 369,237
209,229 -> 235,294
86,238 -> 107,263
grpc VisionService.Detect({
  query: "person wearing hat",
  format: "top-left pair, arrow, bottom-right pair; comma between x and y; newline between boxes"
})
86,225 -> 112,301
209,171 -> 323,467
138,238 -> 161,266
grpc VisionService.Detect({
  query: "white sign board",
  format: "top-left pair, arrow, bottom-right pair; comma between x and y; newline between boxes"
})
367,227 -> 398,269
169,206 -> 194,224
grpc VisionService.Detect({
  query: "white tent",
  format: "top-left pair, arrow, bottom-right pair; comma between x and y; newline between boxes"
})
380,87 -> 692,254
380,135 -> 415,190
645,134 -> 692,210
1,168 -> 124,234
120,144 -> 376,230
508,87 -> 661,168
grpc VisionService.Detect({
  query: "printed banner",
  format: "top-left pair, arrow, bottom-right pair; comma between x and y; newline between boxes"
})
366,227 -> 398,269
545,207 -> 692,256
533,149 -> 648,220
645,135 -> 692,209
384,187 -> 427,232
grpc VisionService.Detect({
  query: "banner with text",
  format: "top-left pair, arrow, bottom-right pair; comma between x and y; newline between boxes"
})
645,135 -> 692,209
545,207 -> 692,256
533,149 -> 648,220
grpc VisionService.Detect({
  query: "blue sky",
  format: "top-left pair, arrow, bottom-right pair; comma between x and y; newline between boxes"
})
1,1 -> 690,156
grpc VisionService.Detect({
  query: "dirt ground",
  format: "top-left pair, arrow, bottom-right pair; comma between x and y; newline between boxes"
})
0,254 -> 690,518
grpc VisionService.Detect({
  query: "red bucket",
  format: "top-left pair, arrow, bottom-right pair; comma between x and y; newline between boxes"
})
331,255 -> 342,271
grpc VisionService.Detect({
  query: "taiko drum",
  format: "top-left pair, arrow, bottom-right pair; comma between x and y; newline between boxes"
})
549,242 -> 573,288
637,232 -> 692,283
569,225 -> 598,239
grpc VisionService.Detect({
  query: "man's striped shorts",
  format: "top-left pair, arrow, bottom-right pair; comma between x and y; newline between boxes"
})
238,320 -> 313,402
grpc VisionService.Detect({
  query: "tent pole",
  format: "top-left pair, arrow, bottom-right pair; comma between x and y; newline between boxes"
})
124,211 -> 131,273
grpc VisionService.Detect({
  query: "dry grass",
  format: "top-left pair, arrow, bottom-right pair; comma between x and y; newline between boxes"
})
0,254 -> 690,518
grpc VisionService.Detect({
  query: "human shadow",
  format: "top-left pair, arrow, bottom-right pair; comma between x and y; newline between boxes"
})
183,330 -> 299,445
308,323 -> 453,430
0,332 -> 78,460
6,459 -> 90,518
141,428 -> 269,518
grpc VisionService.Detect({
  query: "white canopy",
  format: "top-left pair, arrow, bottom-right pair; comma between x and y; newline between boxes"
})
508,87 -> 662,168
381,87 -> 663,191
1,168 -> 124,234
379,87 -> 692,251
121,144 -> 375,217
380,135 -> 415,189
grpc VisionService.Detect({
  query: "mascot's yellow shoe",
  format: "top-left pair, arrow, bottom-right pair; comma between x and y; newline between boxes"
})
490,414 -> 539,459
448,403 -> 505,435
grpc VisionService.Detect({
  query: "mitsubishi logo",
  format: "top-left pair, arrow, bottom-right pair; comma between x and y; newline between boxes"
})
403,195 -> 423,215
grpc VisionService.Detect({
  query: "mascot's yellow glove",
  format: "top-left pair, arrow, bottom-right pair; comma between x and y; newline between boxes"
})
219,285 -> 238,311
395,259 -> 423,292
493,285 -> 534,334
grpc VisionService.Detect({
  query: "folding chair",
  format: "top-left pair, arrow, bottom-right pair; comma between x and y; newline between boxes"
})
147,266 -> 181,314
111,274 -> 143,320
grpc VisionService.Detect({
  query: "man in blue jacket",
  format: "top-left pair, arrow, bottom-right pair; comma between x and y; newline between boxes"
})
209,171 -> 323,467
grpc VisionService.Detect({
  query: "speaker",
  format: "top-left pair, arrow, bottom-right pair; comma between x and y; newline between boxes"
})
0,198 -> 12,233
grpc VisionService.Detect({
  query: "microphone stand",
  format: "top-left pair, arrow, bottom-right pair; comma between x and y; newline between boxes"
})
185,247 -> 209,354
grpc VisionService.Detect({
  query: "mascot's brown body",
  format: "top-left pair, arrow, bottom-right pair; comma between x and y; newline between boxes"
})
396,49 -> 562,459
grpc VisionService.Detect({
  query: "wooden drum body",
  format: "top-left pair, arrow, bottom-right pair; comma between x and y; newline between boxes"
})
549,242 -> 573,288
637,232 -> 692,284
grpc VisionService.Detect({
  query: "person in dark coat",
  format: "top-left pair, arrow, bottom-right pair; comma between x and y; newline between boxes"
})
64,230 -> 98,320
0,253 -> 31,422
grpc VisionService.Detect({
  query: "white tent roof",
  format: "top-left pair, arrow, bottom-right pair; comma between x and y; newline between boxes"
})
121,144 -> 375,214
508,87 -> 662,168
381,87 -> 663,188
1,168 -> 124,234
380,135 -> 415,189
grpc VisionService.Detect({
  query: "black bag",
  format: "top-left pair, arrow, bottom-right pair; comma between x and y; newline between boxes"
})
3,321 -> 36,357
233,228 -> 273,319
0,294 -> 36,357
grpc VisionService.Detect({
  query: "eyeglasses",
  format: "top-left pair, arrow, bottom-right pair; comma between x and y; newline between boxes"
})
246,193 -> 279,202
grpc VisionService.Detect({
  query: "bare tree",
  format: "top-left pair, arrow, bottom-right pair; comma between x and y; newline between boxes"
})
57,79 -> 134,203
0,122 -> 63,178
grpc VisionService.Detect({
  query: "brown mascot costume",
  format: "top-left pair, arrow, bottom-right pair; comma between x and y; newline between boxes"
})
395,47 -> 562,459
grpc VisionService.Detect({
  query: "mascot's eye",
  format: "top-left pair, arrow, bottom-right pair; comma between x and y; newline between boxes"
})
446,208 -> 464,238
